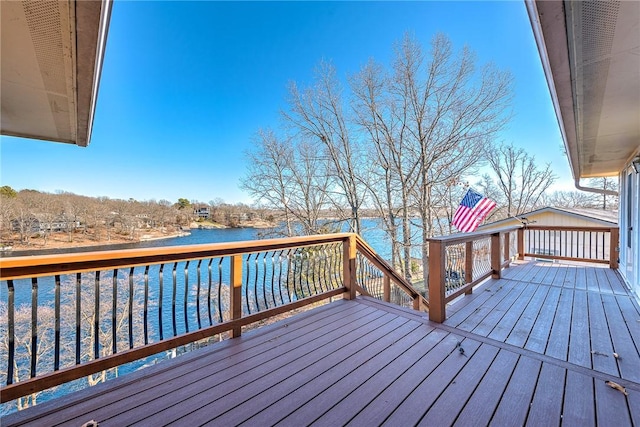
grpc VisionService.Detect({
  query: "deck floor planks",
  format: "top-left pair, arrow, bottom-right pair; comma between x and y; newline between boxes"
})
416,343 -> 500,426
587,291 -> 619,377
470,281 -> 536,338
380,338 -> 483,427
628,391 -> 640,426
545,287 -> 574,360
222,321 -> 430,426
594,267 -> 614,294
485,283 -> 538,342
306,327 -> 450,427
503,260 -> 536,282
539,263 -> 560,286
525,363 -> 565,426
345,333 -> 462,427
585,267 -> 600,293
568,290 -> 592,368
529,263 -> 551,284
78,305 -> 387,426
522,285 -> 561,353
452,349 -> 519,426
601,293 -> 640,382
5,261 -> 640,427
594,378 -> 633,426
504,283 -> 551,348
562,370 -> 595,427
605,268 -> 629,295
9,300 -> 368,426
444,278 -> 518,325
127,312 -> 412,426
273,325 -> 432,427
563,265 -> 578,288
490,356 -> 542,426
551,264 -> 569,286
446,280 -> 524,332
575,266 -> 588,290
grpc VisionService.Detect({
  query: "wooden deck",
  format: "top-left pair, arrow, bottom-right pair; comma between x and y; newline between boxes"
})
3,261 -> 640,426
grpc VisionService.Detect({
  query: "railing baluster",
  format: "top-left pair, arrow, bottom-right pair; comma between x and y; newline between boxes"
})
261,252 -> 268,309
112,269 -> 118,355
143,265 -> 149,345
158,264 -> 164,341
54,274 -> 61,371
75,272 -> 81,364
207,258 -> 213,326
171,262 -> 177,337
245,254 -> 252,314
253,253 -> 260,312
7,280 -> 15,385
196,259 -> 202,330
30,278 -> 38,377
230,255 -> 243,338
277,251 -> 286,304
270,251 -> 277,307
318,248 -> 327,293
305,250 -> 314,296
184,261 -> 190,333
291,251 -> 299,300
129,266 -> 135,349
217,257 -> 224,323
93,271 -> 100,360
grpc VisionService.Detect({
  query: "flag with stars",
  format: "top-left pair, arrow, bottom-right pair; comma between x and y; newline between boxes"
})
452,189 -> 497,232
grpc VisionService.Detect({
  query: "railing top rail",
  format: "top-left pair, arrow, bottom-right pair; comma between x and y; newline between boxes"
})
427,225 -> 522,245
523,225 -> 618,232
0,233 -> 353,281
354,235 -> 428,308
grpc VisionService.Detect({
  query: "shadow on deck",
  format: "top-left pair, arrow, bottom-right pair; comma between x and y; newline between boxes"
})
4,261 -> 640,426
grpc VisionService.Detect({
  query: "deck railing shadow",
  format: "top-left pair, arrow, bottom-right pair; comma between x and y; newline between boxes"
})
0,233 -> 426,406
427,225 -> 620,323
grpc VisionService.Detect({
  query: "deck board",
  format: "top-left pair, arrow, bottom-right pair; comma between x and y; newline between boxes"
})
3,261 -> 639,427
562,370 -> 596,427
452,349 -> 519,426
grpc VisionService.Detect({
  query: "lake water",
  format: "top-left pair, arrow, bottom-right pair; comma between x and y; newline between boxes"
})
4,218 -> 398,260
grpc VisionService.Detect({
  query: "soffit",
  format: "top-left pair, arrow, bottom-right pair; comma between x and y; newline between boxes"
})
0,0 -> 111,147
532,0 -> 640,178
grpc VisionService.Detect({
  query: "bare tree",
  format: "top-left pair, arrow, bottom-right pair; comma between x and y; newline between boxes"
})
485,143 -> 556,217
350,58 -> 420,280
394,33 -> 513,277
587,177 -> 619,210
242,129 -> 330,236
284,61 -> 367,233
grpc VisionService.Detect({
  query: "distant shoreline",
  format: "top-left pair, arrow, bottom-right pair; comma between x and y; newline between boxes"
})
2,221 -> 277,256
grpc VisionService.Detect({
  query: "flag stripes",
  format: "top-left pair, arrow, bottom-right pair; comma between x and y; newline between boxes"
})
452,189 -> 497,233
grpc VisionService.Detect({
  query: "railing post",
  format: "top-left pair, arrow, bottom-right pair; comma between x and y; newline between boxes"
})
491,232 -> 501,279
464,241 -> 473,295
343,235 -> 357,300
503,232 -> 510,268
230,254 -> 243,338
383,275 -> 390,302
610,227 -> 619,269
517,228 -> 524,260
428,240 -> 446,323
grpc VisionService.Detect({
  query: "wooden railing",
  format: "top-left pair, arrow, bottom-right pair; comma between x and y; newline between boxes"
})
428,225 -> 619,323
0,233 -> 423,404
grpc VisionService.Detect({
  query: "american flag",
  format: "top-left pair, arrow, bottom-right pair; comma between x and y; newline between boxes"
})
451,189 -> 497,233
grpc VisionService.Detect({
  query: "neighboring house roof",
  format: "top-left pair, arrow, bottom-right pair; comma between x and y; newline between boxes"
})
478,206 -> 618,230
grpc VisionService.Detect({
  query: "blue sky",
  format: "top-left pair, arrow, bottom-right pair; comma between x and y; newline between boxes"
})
0,1 -> 570,204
